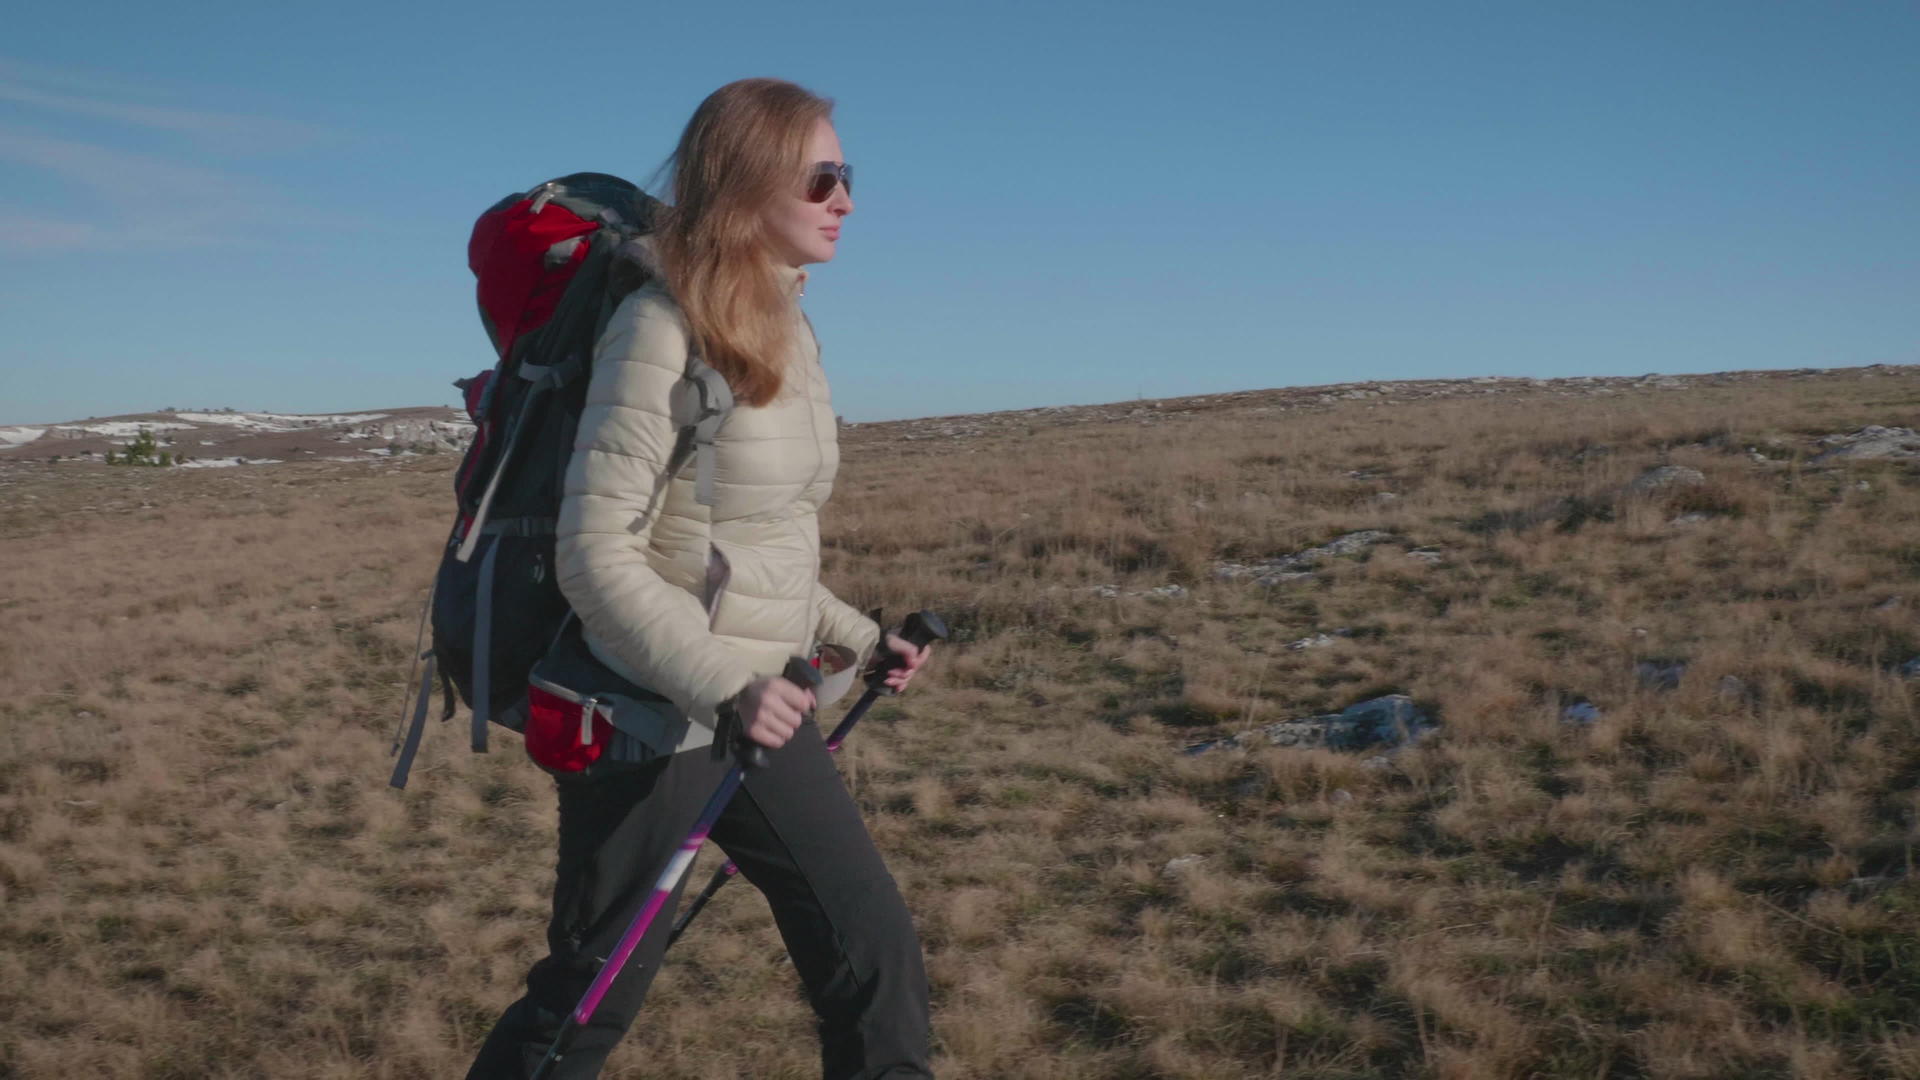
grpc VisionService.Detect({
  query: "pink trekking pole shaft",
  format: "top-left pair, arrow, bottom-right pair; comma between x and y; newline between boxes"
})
529,656 -> 821,1080
666,610 -> 948,947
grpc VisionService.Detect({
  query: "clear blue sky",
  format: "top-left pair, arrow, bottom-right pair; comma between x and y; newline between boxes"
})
2,1 -> 1915,424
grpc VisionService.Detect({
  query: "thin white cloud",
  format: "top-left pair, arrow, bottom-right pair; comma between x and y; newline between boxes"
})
0,128 -> 343,251
0,214 -> 107,251
0,58 -> 349,253
0,57 -> 335,151
0,57 -> 162,100
0,84 -> 327,152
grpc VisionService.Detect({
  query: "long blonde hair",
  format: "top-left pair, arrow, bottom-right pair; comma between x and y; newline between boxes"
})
654,78 -> 832,408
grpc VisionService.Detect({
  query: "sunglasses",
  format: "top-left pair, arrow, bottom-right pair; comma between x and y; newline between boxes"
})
805,161 -> 853,203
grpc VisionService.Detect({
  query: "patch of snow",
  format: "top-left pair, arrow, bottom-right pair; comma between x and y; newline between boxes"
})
50,421 -> 196,438
173,411 -> 389,431
176,457 -> 285,469
0,426 -> 47,450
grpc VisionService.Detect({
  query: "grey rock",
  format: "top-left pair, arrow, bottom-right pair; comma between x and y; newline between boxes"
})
1186,694 -> 1435,755
1286,632 -> 1337,651
1627,466 -> 1707,494
1309,529 -> 1396,559
1717,676 -> 1750,699
1669,512 -> 1711,527
1900,657 -> 1920,680
1211,530 -> 1394,588
1328,789 -> 1354,805
347,418 -> 474,450
1141,584 -> 1188,599
1874,597 -> 1903,612
1561,701 -> 1602,725
1809,425 -> 1920,464
1162,855 -> 1207,879
1087,584 -> 1122,599
1406,547 -> 1445,564
1213,562 -> 1313,587
1636,660 -> 1688,690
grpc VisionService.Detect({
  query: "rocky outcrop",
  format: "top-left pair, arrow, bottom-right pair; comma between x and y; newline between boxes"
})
343,418 -> 474,451
1809,426 -> 1920,464
1185,694 -> 1435,755
1213,530 -> 1396,586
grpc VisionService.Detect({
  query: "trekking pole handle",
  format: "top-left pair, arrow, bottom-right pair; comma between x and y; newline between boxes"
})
728,656 -> 822,770
865,609 -> 950,692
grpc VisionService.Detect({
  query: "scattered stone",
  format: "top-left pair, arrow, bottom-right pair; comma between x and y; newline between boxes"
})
348,417 -> 474,451
1308,529 -> 1396,559
1162,855 -> 1207,879
1561,701 -> 1602,726
1636,660 -> 1688,690
1360,755 -> 1396,772
1368,491 -> 1401,505
1809,425 -> 1920,464
1084,582 -> 1187,600
1185,694 -> 1435,755
1669,512 -> 1711,527
1213,563 -> 1312,587
1848,875 -> 1893,896
1627,465 -> 1707,494
1210,530 -> 1395,587
1405,547 -> 1445,564
1874,597 -> 1904,612
1286,633 -> 1337,651
1328,789 -> 1354,806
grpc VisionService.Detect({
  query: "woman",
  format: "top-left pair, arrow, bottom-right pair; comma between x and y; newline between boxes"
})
467,79 -> 935,1080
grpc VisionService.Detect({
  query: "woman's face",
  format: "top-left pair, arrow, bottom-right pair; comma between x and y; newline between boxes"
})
763,117 -> 852,269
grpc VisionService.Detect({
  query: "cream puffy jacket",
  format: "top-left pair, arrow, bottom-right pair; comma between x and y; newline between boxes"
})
554,265 -> 880,754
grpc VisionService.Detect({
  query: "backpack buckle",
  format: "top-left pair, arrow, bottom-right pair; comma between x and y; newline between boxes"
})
580,695 -> 601,747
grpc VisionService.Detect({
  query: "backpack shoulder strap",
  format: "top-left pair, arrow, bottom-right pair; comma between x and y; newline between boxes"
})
665,344 -> 734,507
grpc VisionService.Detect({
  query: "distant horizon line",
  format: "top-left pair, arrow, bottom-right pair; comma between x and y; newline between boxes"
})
4,360 -> 1913,430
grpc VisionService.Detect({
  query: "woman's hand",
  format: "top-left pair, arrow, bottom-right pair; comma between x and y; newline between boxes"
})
875,633 -> 934,692
736,675 -> 817,749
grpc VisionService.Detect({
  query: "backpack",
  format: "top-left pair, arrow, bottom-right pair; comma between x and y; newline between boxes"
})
388,172 -> 735,788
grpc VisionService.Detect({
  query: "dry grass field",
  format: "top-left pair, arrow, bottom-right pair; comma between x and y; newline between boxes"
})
2,367 -> 1917,1079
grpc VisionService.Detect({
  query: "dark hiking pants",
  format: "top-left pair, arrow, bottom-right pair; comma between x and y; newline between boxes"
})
465,722 -> 933,1079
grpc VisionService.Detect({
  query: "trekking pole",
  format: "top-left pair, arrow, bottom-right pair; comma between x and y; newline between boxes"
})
667,610 -> 949,947
530,656 -> 822,1080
